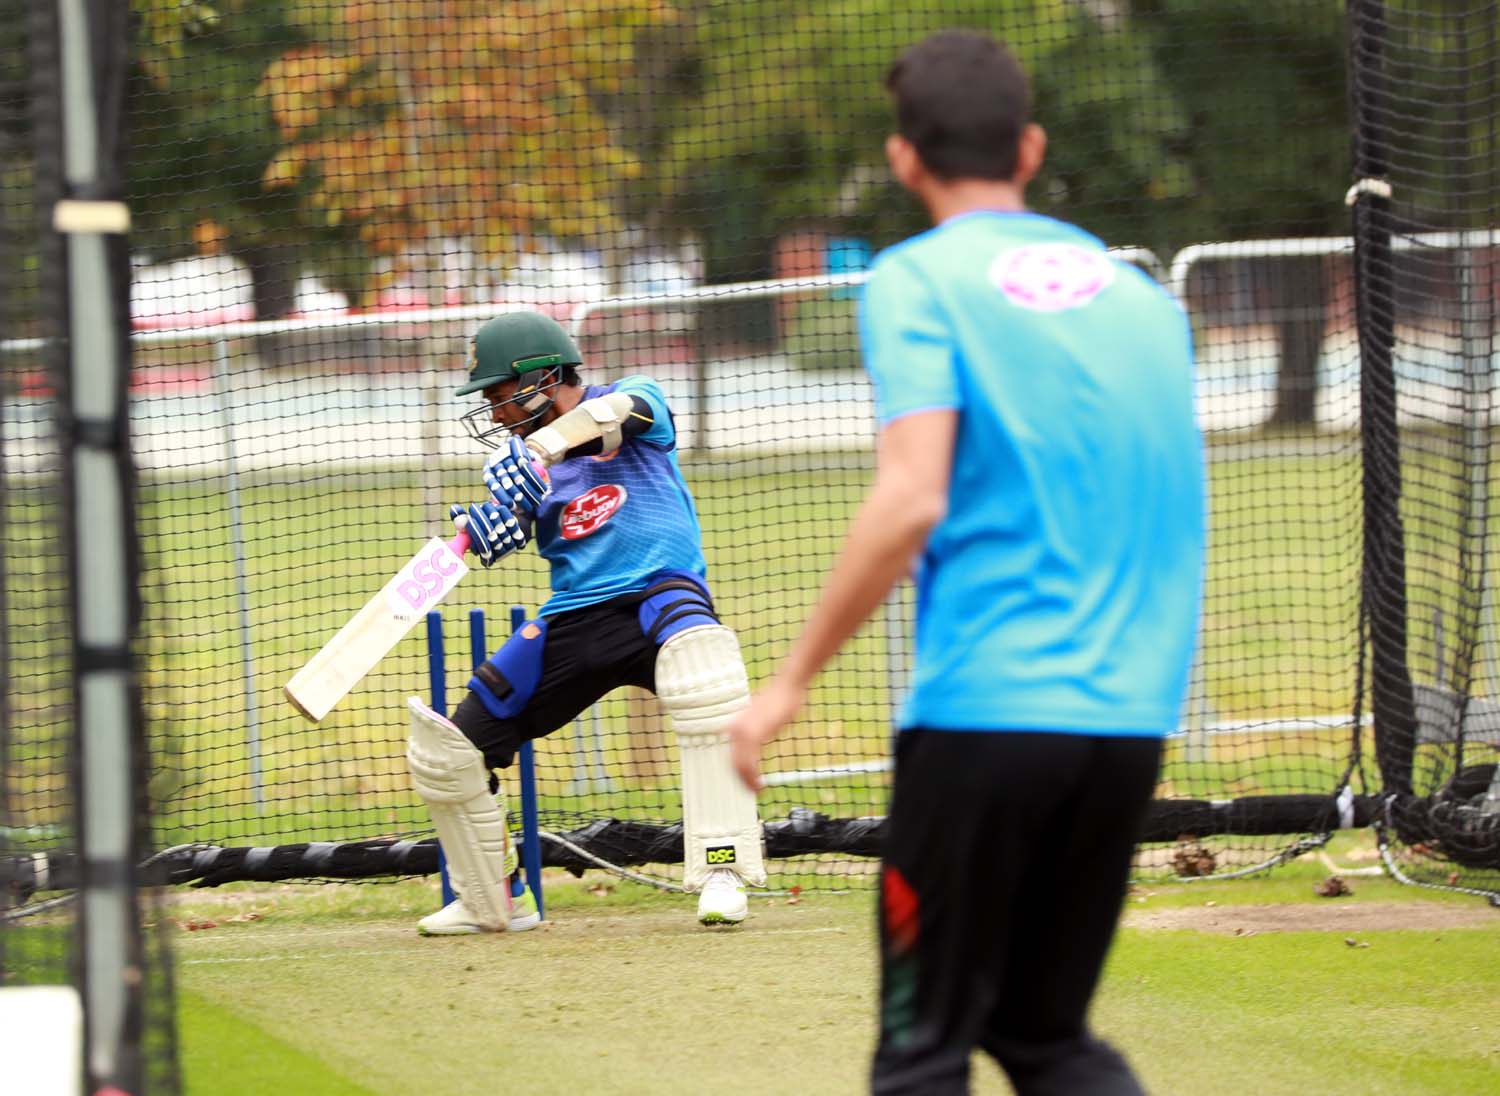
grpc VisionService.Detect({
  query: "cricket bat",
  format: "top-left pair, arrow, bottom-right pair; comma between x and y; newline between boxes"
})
284,528 -> 472,723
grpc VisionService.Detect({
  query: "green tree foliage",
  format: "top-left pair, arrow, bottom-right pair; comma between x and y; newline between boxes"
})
1127,1 -> 1350,425
72,0 -> 1500,336
127,0 -> 364,317
1379,0 -> 1500,230
1126,0 -> 1350,247
0,0 -> 37,346
645,1 -> 1191,285
257,0 -> 672,302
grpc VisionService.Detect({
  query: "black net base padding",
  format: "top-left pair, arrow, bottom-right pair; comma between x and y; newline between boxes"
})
1384,766 -> 1500,871
0,809 -> 885,897
7,791 -> 1496,896
12,794 -> 1497,895
1140,794 -> 1380,842
177,839 -> 439,888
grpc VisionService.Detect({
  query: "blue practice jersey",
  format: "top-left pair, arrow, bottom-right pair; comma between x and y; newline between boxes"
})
529,376 -> 707,615
859,211 -> 1205,737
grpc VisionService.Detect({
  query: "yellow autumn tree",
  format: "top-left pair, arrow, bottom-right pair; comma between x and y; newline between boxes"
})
257,0 -> 672,302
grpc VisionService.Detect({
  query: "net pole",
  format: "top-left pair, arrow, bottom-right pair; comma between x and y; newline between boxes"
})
211,336 -> 263,812
425,610 -> 457,907
587,705 -> 612,792
1458,244 -> 1497,692
1349,0 -> 1418,797
55,0 -> 147,1088
510,605 -> 545,920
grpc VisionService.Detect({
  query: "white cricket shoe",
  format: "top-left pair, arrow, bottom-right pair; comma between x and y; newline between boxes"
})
417,887 -> 542,936
697,867 -> 748,926
417,897 -> 488,936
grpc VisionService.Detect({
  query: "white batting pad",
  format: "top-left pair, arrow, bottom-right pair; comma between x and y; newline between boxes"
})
406,697 -> 513,930
655,626 -> 767,889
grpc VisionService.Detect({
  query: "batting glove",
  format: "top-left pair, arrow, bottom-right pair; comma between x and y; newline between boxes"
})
483,435 -> 550,515
450,500 -> 529,567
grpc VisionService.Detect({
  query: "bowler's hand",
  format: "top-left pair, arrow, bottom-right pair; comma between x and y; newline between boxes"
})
727,677 -> 807,793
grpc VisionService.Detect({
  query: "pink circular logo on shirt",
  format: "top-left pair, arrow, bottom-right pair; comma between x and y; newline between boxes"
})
989,243 -> 1115,312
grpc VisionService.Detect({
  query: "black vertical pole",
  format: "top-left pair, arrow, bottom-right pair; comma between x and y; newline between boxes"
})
54,0 -> 147,1091
1348,0 -> 1416,798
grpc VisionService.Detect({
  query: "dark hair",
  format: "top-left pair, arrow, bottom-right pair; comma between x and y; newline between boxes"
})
885,30 -> 1032,181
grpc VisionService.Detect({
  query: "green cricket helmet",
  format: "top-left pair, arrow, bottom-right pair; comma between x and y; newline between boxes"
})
457,311 -> 583,447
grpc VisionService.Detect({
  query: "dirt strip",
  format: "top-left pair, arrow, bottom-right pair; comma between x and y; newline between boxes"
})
1123,899 -> 1499,934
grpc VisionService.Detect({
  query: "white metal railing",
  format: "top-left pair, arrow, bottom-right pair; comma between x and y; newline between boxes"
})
1166,228 -> 1500,302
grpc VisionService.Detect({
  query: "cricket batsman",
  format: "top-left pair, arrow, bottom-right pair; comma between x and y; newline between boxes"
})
406,310 -> 765,934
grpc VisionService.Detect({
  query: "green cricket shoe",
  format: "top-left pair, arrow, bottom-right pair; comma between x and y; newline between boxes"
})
508,885 -> 542,932
697,867 -> 748,926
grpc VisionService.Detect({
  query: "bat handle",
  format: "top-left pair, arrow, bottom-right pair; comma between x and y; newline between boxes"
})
448,528 -> 471,557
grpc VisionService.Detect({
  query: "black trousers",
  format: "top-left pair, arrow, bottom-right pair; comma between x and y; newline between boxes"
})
872,729 -> 1162,1096
451,596 -> 658,770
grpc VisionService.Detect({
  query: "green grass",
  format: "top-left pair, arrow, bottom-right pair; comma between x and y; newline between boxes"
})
179,990 -> 376,1096
1099,930 -> 1500,1096
166,869 -> 1500,1096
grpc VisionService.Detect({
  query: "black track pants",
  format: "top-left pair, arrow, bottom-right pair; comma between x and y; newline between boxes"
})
871,729 -> 1162,1096
451,596 -> 658,770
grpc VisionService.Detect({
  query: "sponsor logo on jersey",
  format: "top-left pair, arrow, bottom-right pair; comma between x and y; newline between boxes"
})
559,484 -> 627,540
989,242 -> 1115,312
705,845 -> 738,865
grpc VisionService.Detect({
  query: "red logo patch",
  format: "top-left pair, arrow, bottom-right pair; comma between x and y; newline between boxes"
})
559,484 -> 627,540
882,866 -> 920,956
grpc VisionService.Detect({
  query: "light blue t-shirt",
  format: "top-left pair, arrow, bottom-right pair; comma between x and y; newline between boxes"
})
859,211 -> 1204,737
531,376 -> 707,615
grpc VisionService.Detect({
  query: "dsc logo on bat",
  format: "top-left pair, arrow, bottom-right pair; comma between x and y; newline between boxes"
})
386,538 -> 469,616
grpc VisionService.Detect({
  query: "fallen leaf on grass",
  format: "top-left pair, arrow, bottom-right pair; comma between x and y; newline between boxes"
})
1171,838 -> 1217,878
1316,875 -> 1353,898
